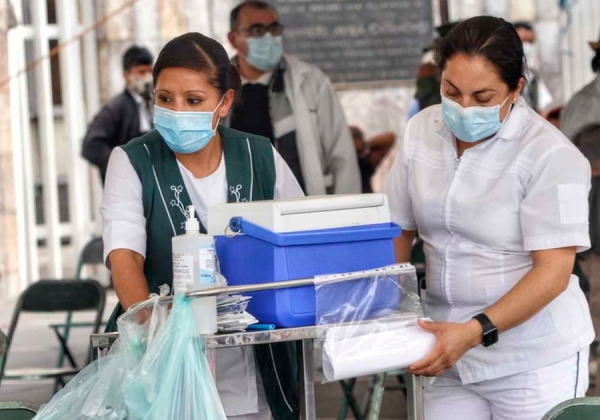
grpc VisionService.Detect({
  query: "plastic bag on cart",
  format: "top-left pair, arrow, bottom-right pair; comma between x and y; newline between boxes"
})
315,264 -> 435,383
33,286 -> 170,420
123,292 -> 226,420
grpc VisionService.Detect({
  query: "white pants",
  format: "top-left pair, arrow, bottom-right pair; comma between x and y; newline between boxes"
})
424,349 -> 589,420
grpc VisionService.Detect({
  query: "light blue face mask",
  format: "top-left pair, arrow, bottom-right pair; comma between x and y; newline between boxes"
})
441,94 -> 512,143
246,34 -> 284,71
153,97 -> 224,154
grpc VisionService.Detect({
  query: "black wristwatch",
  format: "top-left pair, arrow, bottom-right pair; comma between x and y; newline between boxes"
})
472,313 -> 498,347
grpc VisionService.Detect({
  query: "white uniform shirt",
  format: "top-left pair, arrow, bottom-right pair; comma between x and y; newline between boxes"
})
383,101 -> 594,384
102,144 -> 304,418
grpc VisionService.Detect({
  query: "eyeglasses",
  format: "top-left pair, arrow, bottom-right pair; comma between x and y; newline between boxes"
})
238,22 -> 284,38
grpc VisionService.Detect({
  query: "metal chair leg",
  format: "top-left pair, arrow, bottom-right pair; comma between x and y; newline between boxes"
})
367,372 -> 387,420
56,312 -> 73,367
338,378 -> 364,419
52,328 -> 78,368
53,375 -> 65,394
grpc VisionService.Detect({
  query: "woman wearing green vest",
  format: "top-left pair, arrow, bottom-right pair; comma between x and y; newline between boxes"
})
102,33 -> 303,420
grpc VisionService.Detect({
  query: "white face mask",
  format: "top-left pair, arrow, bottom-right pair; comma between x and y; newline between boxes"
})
130,74 -> 153,98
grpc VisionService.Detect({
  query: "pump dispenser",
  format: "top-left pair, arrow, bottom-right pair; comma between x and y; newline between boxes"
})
172,205 -> 218,334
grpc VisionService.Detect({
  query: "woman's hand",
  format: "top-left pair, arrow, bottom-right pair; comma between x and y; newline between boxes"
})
407,318 -> 483,377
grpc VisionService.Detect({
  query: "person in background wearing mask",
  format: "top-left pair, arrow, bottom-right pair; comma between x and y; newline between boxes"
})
514,22 -> 554,114
408,23 -> 458,119
82,45 -> 154,183
573,124 -> 600,395
227,0 -> 360,195
384,17 -> 593,418
561,31 -> 600,143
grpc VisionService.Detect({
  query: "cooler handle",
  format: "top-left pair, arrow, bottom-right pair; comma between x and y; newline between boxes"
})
228,217 -> 401,246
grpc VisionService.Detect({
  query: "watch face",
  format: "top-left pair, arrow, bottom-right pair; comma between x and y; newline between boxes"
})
483,328 -> 499,347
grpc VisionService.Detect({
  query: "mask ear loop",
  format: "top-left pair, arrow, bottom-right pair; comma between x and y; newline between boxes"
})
500,93 -> 518,124
211,96 -> 226,131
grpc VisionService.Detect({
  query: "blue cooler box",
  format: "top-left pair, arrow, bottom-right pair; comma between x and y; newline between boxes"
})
208,195 -> 402,327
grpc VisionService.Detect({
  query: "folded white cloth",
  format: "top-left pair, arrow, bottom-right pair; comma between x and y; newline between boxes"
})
322,324 -> 436,381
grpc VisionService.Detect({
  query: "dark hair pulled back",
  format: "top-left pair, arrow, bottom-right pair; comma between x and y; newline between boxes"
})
434,16 -> 525,91
152,32 -> 242,102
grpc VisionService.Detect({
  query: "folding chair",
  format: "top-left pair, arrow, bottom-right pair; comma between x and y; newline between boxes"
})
338,371 -> 408,419
542,397 -> 600,419
49,237 -> 106,367
0,402 -> 37,420
0,279 -> 105,392
73,237 -> 105,280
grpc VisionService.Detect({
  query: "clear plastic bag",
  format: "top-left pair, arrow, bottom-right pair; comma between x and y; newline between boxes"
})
316,264 -> 435,383
34,287 -> 225,419
33,286 -> 169,420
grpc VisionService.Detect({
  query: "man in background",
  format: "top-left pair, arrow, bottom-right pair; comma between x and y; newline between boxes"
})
82,45 -> 154,183
407,23 -> 457,119
227,0 -> 360,195
562,31 -> 600,143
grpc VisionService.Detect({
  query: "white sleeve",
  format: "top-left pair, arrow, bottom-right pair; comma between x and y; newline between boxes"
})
521,145 -> 591,252
381,129 -> 417,231
101,147 -> 147,265
272,146 -> 305,199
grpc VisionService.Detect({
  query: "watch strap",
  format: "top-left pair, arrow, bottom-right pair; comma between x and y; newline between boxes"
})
473,313 -> 494,333
473,313 -> 498,347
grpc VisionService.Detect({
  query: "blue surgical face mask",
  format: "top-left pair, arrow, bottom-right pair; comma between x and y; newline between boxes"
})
441,94 -> 513,143
246,34 -> 283,71
153,97 -> 224,154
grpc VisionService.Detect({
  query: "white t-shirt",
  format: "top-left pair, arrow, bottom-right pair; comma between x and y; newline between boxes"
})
102,144 -> 304,418
383,101 -> 594,384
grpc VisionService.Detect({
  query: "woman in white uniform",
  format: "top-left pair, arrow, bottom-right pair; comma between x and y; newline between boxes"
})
102,33 -> 304,419
383,16 -> 594,419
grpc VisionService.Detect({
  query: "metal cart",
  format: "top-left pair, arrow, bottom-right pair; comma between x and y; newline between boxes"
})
90,267 -> 425,420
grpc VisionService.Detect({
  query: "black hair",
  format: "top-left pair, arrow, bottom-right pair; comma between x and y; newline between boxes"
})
592,50 -> 600,73
152,33 -> 242,102
434,16 -> 525,91
513,21 -> 534,32
122,45 -> 153,71
230,1 -> 277,31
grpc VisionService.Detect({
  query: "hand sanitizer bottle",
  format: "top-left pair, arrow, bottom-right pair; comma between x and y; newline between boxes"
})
172,205 -> 218,335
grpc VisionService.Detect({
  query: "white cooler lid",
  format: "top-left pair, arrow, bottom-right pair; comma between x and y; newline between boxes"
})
207,194 -> 391,235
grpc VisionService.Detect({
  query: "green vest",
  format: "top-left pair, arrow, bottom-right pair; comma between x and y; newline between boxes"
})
105,126 -> 299,419
121,125 -> 275,296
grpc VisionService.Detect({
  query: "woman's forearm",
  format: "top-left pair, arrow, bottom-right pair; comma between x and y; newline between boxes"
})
109,249 -> 150,310
484,247 -> 576,333
393,230 -> 416,263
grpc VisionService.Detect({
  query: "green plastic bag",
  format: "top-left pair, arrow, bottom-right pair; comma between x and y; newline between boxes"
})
34,289 -> 225,419
123,293 -> 226,419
